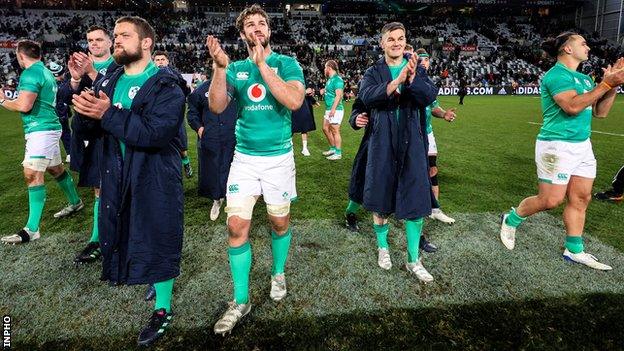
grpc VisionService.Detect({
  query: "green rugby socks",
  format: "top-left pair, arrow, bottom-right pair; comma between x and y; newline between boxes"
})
374,223 -> 389,249
345,200 -> 360,215
25,185 -> 46,232
229,241 -> 252,304
505,208 -> 526,228
565,236 -> 584,254
89,196 -> 100,243
55,171 -> 80,206
405,218 -> 424,263
154,278 -> 174,313
271,228 -> 292,275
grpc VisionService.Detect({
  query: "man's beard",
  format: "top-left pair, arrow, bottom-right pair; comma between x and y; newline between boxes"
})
113,46 -> 142,66
246,36 -> 269,48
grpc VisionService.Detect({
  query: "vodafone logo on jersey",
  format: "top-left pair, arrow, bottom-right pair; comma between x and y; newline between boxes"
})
247,83 -> 266,103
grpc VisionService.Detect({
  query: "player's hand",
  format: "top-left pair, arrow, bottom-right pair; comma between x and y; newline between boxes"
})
602,63 -> 624,87
206,35 -> 229,69
613,57 -> 624,70
72,90 -> 111,119
0,87 -> 6,100
72,52 -> 95,77
320,88 -> 326,96
198,126 -> 204,138
67,54 -> 86,80
443,108 -> 456,122
397,54 -> 417,84
250,33 -> 268,66
355,112 -> 369,128
329,109 -> 335,118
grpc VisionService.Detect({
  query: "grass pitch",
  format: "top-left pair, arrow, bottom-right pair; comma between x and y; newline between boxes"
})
1,96 -> 624,350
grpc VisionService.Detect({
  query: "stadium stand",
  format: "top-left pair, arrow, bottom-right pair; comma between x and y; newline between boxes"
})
0,7 -> 622,92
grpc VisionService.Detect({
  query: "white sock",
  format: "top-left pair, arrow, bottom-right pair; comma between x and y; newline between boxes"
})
432,208 -> 441,214
302,140 -> 308,149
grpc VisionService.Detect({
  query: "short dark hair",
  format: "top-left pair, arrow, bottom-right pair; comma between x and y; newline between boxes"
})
16,39 -> 41,59
415,48 -> 427,55
87,25 -> 110,38
115,16 -> 156,51
153,50 -> 169,59
236,4 -> 270,33
381,22 -> 405,36
325,59 -> 339,72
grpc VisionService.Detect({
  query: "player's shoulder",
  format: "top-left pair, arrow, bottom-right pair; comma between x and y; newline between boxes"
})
228,59 -> 250,71
272,52 -> 298,63
272,53 -> 302,70
543,63 -> 571,80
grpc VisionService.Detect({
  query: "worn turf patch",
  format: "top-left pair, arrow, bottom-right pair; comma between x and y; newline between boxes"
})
2,212 -> 624,350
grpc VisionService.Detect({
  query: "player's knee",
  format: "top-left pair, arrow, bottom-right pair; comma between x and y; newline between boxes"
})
271,220 -> 290,235
47,165 -> 64,178
372,212 -> 389,225
225,196 -> 256,221
570,192 -> 592,208
429,166 -> 438,178
227,221 -> 249,241
542,195 -> 565,210
23,171 -> 39,185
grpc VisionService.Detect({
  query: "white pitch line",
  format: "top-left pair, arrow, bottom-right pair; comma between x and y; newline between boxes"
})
527,122 -> 624,137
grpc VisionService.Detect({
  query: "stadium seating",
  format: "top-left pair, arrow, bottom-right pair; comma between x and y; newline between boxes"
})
0,8 -> 622,92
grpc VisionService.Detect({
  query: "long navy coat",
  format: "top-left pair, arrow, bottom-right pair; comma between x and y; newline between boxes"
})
55,76 -> 73,155
358,58 -> 438,220
187,81 -> 237,200
74,66 -> 186,285
164,67 -> 191,152
347,96 -> 371,205
291,94 -> 317,133
60,62 -> 120,187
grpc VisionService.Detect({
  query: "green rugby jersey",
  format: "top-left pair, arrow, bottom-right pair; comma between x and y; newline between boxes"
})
17,61 -> 60,134
324,73 -> 344,111
93,56 -> 115,76
111,60 -> 159,158
226,51 -> 305,156
425,100 -> 440,134
538,62 -> 595,142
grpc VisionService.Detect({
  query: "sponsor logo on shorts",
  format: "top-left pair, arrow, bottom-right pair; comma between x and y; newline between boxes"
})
228,184 -> 239,193
557,173 -> 569,181
247,83 -> 266,103
282,191 -> 289,199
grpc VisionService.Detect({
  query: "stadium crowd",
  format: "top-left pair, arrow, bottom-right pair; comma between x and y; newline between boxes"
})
1,8 -> 623,92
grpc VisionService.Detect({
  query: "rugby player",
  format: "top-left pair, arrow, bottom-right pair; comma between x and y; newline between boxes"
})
0,40 -> 82,244
499,32 -> 624,270
206,4 -> 305,335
